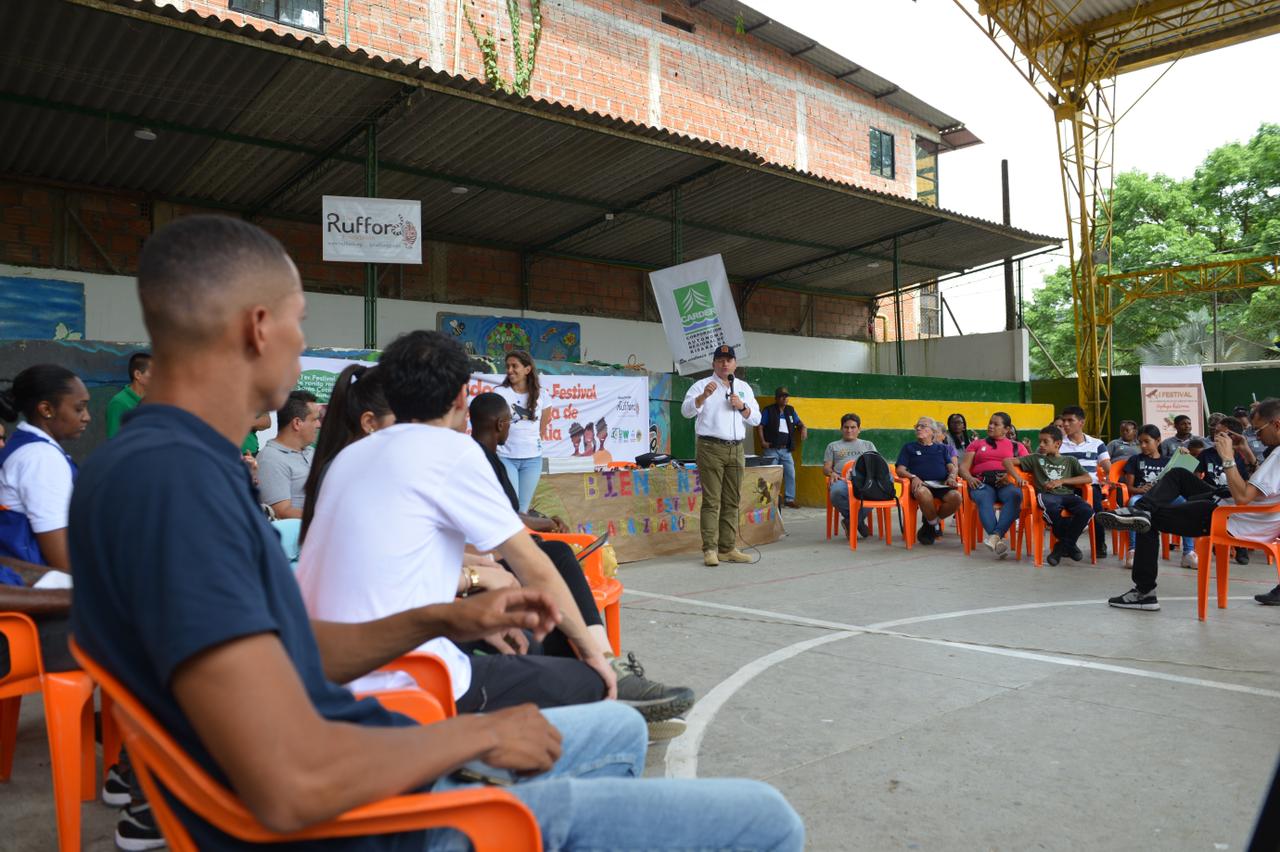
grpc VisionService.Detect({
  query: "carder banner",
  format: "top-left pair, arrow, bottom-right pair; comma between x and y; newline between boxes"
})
468,374 -> 650,463
649,254 -> 747,375
322,196 -> 422,264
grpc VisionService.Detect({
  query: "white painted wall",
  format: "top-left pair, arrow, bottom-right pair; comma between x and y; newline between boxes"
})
1,263 -> 874,374
874,329 -> 1031,383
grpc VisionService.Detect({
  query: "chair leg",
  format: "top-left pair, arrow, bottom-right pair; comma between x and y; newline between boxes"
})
1196,540 -> 1210,621
101,692 -> 121,783
881,508 -> 892,546
0,696 -> 20,781
1215,545 -> 1230,610
1089,520 -> 1097,565
605,603 -> 622,657
43,672 -> 94,852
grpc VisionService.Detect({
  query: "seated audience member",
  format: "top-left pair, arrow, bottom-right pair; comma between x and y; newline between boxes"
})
0,365 -> 89,568
70,215 -> 803,852
1059,405 -> 1111,559
1186,438 -> 1207,458
895,416 -> 960,545
1120,424 -> 1193,569
469,392 -> 694,730
757,387 -> 806,508
257,389 -> 319,519
1053,415 -> 1066,432
1106,420 -> 1140,462
105,351 -> 151,438
823,413 -> 876,538
1237,404 -> 1267,459
943,412 -> 975,454
241,410 -> 272,457
1098,397 -> 1280,611
1003,425 -> 1094,566
1159,414 -> 1202,457
959,411 -> 1027,559
1200,415 -> 1258,566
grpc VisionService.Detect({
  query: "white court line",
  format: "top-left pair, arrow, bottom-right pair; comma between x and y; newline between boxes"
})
623,590 -> 1279,778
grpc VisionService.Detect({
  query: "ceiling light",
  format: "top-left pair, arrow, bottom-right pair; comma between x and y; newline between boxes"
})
450,185 -> 469,194
866,261 -> 881,269
133,127 -> 157,141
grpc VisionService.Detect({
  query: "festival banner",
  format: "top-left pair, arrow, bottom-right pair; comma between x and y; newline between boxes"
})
1140,365 -> 1207,440
322,196 -> 422,264
258,355 -> 372,444
530,465 -> 785,563
649,254 -> 747,375
468,374 -> 649,463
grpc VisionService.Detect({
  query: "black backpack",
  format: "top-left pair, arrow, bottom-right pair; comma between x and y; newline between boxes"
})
851,452 -> 896,502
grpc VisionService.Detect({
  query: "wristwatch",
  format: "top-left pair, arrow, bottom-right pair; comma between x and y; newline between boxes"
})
1222,459 -> 1237,470
462,566 -> 481,596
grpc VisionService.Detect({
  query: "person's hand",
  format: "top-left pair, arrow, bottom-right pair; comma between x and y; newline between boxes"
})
700,381 -> 720,402
1213,431 -> 1234,461
440,588 -> 561,644
473,563 -> 519,592
482,628 -> 530,655
581,651 -> 617,699
1046,479 -> 1063,491
551,516 -> 571,533
963,473 -> 982,489
477,704 -> 563,776
945,474 -> 958,487
242,453 -> 258,484
729,393 -> 745,412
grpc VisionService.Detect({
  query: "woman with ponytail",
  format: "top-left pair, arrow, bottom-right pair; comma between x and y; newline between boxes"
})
958,411 -> 1028,559
495,350 -> 552,512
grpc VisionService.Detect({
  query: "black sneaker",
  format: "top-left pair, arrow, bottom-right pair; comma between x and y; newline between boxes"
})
1096,508 -> 1152,534
1255,585 -> 1280,606
116,802 -> 165,851
857,518 -> 872,539
1068,543 -> 1084,562
1096,543 -> 1108,559
918,522 -> 936,545
1046,544 -> 1064,566
611,652 -> 695,722
1236,548 -> 1251,565
1108,587 -> 1160,611
102,763 -> 132,808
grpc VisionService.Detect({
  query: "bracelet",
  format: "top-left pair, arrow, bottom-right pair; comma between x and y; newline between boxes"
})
462,566 -> 481,596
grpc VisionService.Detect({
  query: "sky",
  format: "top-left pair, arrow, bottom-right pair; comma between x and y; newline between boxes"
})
746,0 -> 1280,334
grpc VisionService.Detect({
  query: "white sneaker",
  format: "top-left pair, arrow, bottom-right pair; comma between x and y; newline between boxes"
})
994,536 -> 1010,559
983,533 -> 998,552
1180,550 -> 1197,569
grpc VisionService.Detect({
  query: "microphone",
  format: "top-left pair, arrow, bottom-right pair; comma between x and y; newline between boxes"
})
726,373 -> 734,401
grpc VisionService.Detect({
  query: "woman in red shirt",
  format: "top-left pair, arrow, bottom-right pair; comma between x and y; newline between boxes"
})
959,411 -> 1028,558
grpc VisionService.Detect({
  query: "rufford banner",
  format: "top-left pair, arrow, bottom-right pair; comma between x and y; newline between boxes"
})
322,196 -> 422,264
468,374 -> 650,462
649,254 -> 747,375
1140,365 -> 1208,440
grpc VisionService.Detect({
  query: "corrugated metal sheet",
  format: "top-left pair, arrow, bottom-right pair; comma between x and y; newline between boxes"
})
0,0 -> 1059,300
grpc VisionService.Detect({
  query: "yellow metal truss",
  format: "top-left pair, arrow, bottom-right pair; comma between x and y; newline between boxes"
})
1099,255 -> 1280,323
954,0 -> 1280,436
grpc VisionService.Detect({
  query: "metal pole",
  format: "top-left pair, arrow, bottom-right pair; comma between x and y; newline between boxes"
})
671,185 -> 683,265
893,236 -> 905,375
1017,257 -> 1024,328
1002,159 -> 1016,331
363,122 -> 378,350
1211,290 -> 1220,363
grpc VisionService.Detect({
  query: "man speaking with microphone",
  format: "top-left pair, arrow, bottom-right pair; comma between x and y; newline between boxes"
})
681,345 -> 761,567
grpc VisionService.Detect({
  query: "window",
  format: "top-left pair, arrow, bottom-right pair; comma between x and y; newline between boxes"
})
869,128 -> 895,179
230,0 -> 324,33
915,139 -> 938,206
918,282 -> 941,337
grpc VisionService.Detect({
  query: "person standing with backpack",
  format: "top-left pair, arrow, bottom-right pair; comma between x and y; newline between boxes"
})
681,345 -> 761,567
959,411 -> 1028,559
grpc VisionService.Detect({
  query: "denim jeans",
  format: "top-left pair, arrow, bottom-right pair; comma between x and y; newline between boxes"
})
969,481 -> 1023,537
500,455 -> 543,513
762,447 -> 795,501
429,702 -> 804,851
828,480 -> 872,524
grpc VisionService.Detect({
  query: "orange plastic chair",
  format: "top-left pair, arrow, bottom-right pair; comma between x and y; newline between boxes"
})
1013,471 -> 1097,567
606,461 -> 638,470
824,472 -> 842,539
535,531 -> 622,656
0,613 -> 97,852
1104,459 -> 1130,559
69,638 -> 541,852
897,475 -> 959,550
844,460 -> 899,552
1194,502 -> 1280,620
376,651 -> 457,718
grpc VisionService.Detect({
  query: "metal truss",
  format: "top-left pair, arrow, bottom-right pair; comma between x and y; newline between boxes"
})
1099,254 -> 1280,322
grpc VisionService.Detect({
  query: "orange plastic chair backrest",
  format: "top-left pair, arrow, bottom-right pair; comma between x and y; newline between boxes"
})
1108,457 -> 1127,484
606,461 -> 638,470
376,652 -> 456,718
534,531 -> 609,588
0,612 -> 42,689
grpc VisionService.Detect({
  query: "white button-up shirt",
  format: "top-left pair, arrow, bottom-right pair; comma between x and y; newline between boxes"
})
681,375 -> 761,442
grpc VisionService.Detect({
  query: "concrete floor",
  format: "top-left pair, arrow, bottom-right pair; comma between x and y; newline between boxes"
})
4,509 -> 1278,850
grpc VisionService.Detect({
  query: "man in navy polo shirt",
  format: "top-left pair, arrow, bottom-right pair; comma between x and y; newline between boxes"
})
69,216 -> 803,851
895,416 -> 960,545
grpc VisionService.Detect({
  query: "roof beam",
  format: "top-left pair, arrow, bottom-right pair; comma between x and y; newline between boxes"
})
745,219 -> 957,283
744,19 -> 771,33
790,43 -> 819,57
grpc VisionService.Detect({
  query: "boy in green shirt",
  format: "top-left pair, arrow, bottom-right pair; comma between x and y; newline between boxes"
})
104,352 -> 151,438
1003,424 -> 1094,566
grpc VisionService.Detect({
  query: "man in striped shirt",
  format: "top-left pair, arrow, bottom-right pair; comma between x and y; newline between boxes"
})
1059,405 -> 1112,559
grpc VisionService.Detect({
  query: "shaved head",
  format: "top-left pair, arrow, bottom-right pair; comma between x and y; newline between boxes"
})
138,215 -> 296,348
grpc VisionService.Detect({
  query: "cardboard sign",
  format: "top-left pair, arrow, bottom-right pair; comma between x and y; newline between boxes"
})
649,255 -> 747,375
530,465 -> 785,563
322,196 -> 422,263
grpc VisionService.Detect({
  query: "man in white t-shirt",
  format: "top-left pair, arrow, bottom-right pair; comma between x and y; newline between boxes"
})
297,330 -> 618,711
1097,397 -> 1280,611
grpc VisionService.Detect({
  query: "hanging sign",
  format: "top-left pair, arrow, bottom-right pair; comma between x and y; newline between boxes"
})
649,254 -> 747,375
322,196 -> 422,263
1139,365 -> 1207,440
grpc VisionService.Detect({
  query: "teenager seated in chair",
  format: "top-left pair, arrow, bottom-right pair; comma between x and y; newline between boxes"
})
1120,424 -> 1193,570
1058,405 -> 1111,559
959,412 -> 1027,559
824,413 -> 876,538
69,216 -> 804,852
895,416 -> 960,545
1098,397 -> 1280,611
1003,425 -> 1094,566
1106,420 -> 1140,462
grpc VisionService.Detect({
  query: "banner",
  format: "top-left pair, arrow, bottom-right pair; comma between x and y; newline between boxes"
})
467,374 -> 650,462
649,254 -> 747,375
438,313 -> 582,363
322,196 -> 422,263
258,355 -> 372,444
1140,365 -> 1207,440
530,466 -> 785,563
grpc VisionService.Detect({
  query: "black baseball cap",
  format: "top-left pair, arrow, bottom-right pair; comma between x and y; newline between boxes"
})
712,344 -> 736,360
775,386 -> 790,398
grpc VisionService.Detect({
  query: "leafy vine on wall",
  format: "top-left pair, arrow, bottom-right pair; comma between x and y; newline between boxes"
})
463,0 -> 543,97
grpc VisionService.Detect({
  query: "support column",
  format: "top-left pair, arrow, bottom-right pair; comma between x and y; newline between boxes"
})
1002,159 -> 1016,331
893,236 -> 905,376
364,122 -> 378,349
671,185 -> 683,266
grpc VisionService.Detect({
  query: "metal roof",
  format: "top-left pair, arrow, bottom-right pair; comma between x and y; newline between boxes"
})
0,0 -> 1059,302
688,0 -> 981,149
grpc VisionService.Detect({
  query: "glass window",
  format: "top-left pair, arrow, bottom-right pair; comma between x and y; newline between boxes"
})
869,128 -> 895,180
230,0 -> 324,33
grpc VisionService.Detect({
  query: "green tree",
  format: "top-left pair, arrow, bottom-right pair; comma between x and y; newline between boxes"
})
1025,123 -> 1280,378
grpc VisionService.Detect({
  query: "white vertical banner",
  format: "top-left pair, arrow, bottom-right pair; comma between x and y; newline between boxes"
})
1140,365 -> 1208,440
649,254 -> 747,375
322,196 -> 422,263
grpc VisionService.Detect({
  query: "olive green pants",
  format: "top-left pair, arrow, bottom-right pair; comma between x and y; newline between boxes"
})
695,438 -> 744,552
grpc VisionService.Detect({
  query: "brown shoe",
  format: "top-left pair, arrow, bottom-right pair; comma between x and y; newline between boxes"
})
784,499 -> 800,509
718,548 -> 752,563
703,549 -> 719,567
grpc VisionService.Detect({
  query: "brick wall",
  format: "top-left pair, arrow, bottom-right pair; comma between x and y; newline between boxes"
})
166,0 -> 931,199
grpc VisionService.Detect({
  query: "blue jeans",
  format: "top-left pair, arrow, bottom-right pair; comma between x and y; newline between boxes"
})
1128,494 -> 1193,552
429,702 -> 804,851
762,447 -> 795,501
969,481 -> 1023,537
828,480 -> 872,524
500,455 -> 543,513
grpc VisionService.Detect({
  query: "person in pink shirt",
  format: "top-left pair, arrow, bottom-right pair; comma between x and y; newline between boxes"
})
959,411 -> 1028,558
